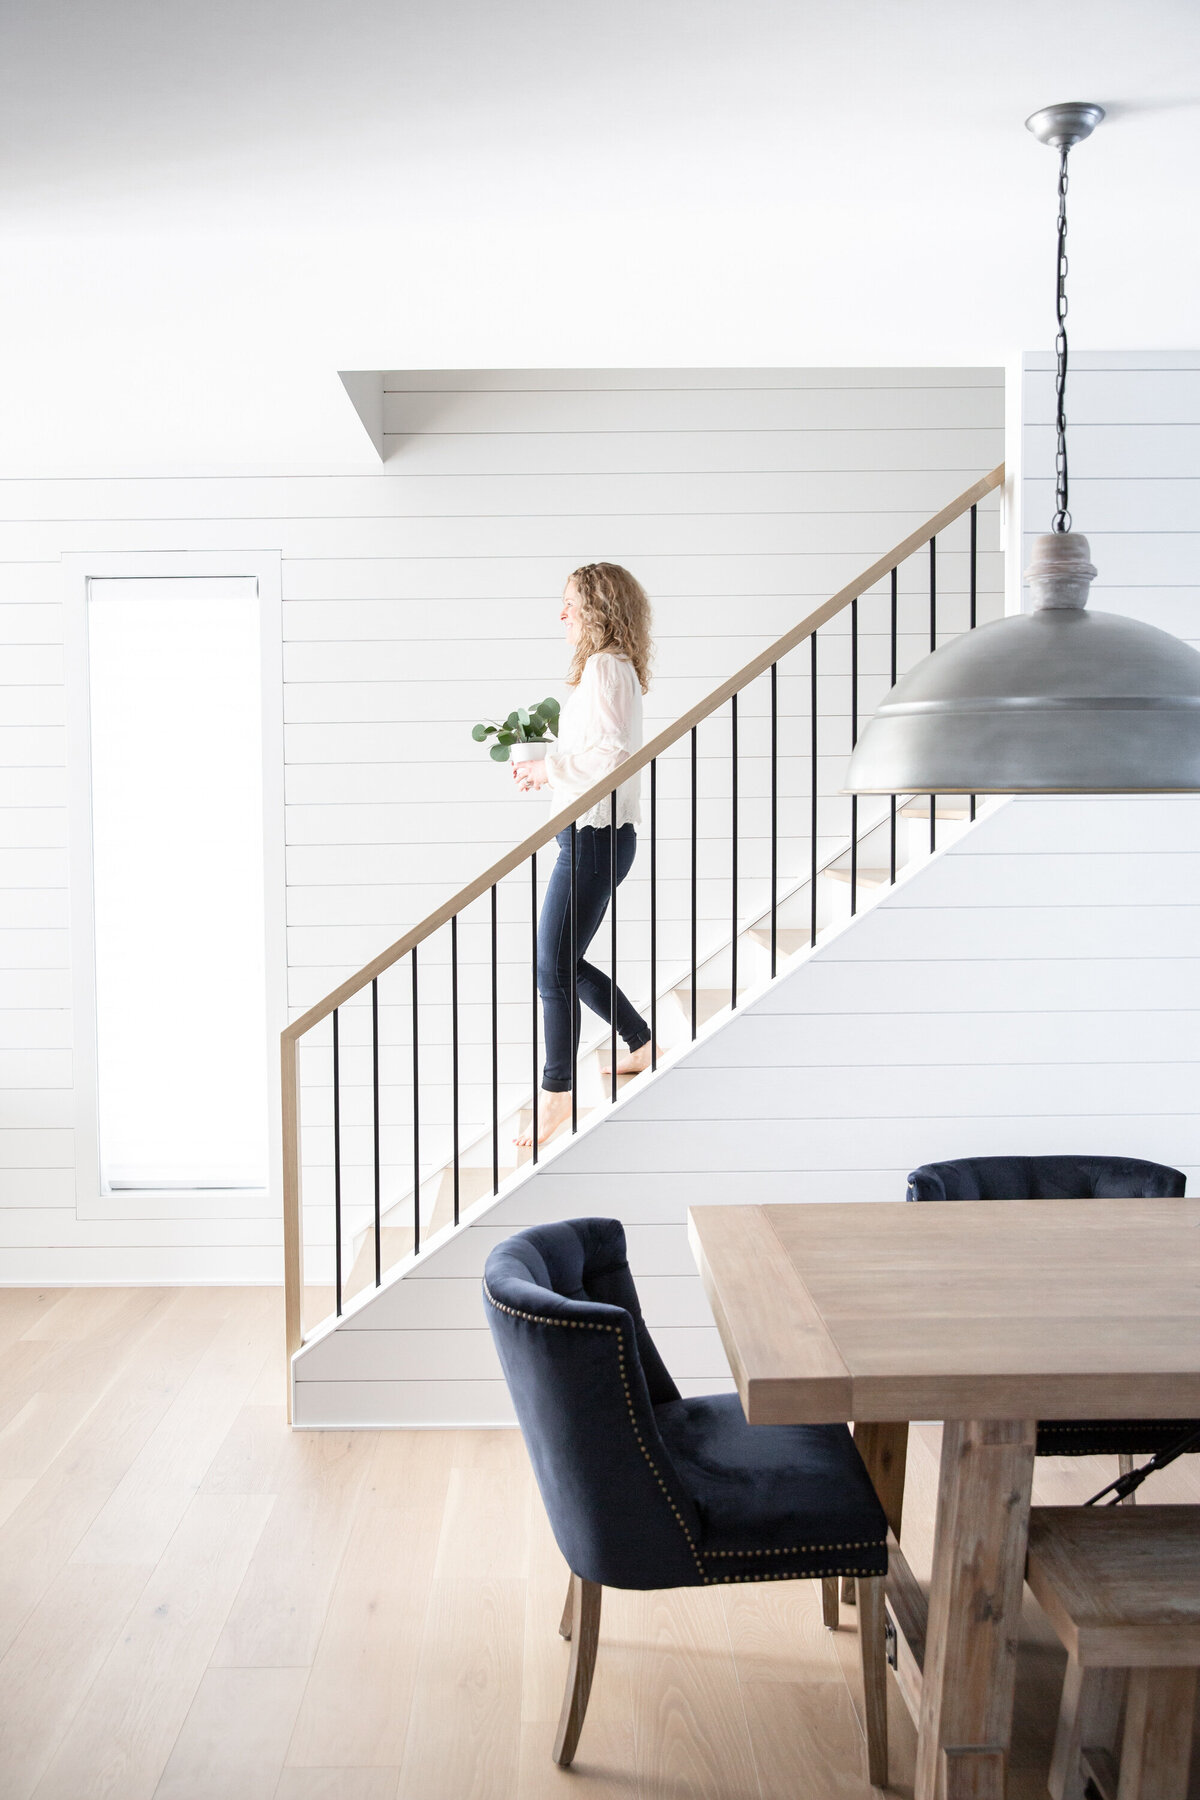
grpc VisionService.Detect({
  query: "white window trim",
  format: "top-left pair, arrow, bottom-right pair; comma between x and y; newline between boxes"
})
63,550 -> 286,1221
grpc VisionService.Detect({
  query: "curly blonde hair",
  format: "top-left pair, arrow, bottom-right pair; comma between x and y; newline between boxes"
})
564,563 -> 653,694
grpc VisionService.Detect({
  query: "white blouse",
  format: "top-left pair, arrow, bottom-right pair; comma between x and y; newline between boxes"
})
544,652 -> 643,830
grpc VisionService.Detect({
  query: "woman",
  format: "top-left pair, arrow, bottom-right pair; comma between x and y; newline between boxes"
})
513,563 -> 655,1147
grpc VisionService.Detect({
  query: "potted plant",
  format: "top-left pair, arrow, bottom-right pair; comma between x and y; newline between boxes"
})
472,697 -> 560,763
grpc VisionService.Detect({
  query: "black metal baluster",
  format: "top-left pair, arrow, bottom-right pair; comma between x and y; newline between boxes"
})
969,504 -> 978,630
490,884 -> 499,1194
730,693 -> 738,1008
850,598 -> 859,917
450,914 -> 460,1225
810,632 -> 818,947
570,821 -> 578,1131
770,662 -> 778,977
609,790 -> 618,1103
411,947 -> 420,1256
889,570 -> 898,883
650,759 -> 657,1071
371,976 -> 381,1288
332,1006 -> 342,1317
969,502 -> 978,822
929,535 -> 937,853
530,854 -> 538,1163
690,726 -> 697,1040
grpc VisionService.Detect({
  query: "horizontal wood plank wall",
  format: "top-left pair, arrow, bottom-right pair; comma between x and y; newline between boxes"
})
292,353 -> 1200,1427
0,367 -> 1003,1282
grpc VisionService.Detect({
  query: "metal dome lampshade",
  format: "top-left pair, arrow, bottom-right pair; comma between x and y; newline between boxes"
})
846,103 -> 1200,795
846,532 -> 1200,792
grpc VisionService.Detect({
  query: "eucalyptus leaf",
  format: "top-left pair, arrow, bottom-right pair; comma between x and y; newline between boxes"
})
472,695 -> 559,756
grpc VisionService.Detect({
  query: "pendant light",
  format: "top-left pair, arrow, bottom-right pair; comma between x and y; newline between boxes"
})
846,103 -> 1200,795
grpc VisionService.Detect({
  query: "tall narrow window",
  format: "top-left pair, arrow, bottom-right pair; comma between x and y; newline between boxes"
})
88,577 -> 268,1190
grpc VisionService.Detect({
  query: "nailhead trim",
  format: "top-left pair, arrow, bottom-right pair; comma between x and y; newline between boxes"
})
483,1281 -> 886,1583
485,1281 -> 708,1578
714,1565 -> 882,1584
707,1538 -> 880,1556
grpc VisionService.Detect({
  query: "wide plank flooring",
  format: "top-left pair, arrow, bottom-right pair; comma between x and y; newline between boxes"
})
0,1286 -> 1198,1800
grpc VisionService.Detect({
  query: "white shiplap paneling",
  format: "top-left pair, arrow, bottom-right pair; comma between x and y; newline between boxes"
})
0,367 -> 1002,1279
292,352 -> 1200,1426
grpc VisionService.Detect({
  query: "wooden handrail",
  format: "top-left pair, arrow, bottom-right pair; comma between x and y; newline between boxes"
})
281,459 -> 1004,1392
283,462 -> 1004,1045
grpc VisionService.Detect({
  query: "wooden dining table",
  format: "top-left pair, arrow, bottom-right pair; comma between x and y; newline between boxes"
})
688,1197 -> 1200,1800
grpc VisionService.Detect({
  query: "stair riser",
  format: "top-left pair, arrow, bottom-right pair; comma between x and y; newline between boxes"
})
898,814 -> 970,863
336,800 -> 1001,1290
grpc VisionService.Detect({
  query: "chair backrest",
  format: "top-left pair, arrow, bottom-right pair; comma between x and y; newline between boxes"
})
483,1218 -> 706,1590
906,1154 -> 1186,1204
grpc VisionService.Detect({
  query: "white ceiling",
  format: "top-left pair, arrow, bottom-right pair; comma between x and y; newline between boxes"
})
1,0 -> 1197,473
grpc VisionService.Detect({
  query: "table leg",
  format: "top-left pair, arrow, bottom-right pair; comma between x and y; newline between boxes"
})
844,1421 -> 909,1604
914,1418 -> 1036,1800
856,1420 -> 909,1537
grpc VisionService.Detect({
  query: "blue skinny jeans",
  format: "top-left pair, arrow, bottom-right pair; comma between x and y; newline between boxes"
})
538,824 -> 651,1092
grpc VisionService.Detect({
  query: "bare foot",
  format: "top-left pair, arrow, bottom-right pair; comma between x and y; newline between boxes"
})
515,1088 -> 572,1148
599,1042 -> 660,1080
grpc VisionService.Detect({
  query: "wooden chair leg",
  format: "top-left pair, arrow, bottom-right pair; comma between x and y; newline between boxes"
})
553,1574 -> 602,1766
856,1574 -> 889,1789
1048,1657 -> 1125,1800
558,1574 -> 574,1640
1117,1667 -> 1197,1800
1117,1452 -> 1137,1504
822,1576 -> 840,1630
842,1575 -> 857,1605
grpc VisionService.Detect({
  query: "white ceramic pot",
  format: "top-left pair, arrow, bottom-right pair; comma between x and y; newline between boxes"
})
509,739 -> 550,763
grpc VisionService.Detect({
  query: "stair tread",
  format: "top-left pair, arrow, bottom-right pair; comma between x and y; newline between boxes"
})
672,985 -> 749,1024
344,1225 -> 412,1300
328,792 -> 984,1296
900,801 -> 971,820
825,866 -> 890,886
749,926 -> 811,952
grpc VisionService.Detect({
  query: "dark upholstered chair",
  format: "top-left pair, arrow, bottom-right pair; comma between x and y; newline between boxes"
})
906,1154 -> 1184,1208
906,1155 -> 1198,1461
483,1218 -> 890,1780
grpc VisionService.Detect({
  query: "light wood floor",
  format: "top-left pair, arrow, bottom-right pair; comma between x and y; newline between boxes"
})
1,1286 -> 1198,1800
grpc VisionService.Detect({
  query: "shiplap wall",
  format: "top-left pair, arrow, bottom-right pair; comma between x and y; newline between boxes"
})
293,350 -> 1200,1427
0,368 -> 1003,1281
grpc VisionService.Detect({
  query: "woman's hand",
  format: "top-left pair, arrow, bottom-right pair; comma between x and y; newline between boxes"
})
512,758 -> 550,793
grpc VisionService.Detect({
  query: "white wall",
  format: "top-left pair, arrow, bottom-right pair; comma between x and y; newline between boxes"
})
292,350 -> 1200,1427
1021,350 -> 1200,628
293,792 -> 1200,1425
0,368 -> 1002,1281
9,1 -> 1200,479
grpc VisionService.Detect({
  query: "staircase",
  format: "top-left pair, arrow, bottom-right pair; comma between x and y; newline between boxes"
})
334,795 -> 978,1311
282,465 -> 1005,1420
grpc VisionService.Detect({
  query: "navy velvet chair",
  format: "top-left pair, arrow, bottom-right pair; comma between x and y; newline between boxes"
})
906,1155 -> 1198,1461
483,1217 -> 890,1779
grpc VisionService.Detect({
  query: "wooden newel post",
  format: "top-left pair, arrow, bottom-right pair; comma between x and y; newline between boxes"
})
281,1030 -> 304,1424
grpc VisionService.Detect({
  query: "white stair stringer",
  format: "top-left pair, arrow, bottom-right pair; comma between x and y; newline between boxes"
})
339,792 -> 954,1286
290,794 -> 1008,1426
